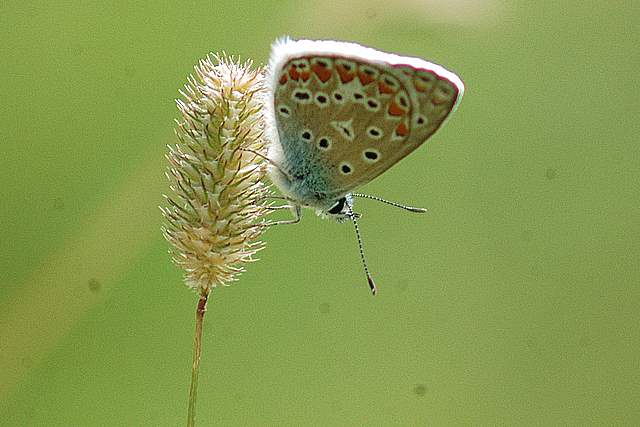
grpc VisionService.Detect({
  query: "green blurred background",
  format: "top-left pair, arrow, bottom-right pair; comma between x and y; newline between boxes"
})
1,0 -> 638,425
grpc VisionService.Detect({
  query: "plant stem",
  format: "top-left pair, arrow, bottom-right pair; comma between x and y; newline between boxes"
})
187,289 -> 209,427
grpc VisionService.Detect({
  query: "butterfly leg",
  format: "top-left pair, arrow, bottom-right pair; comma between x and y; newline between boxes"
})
259,194 -> 292,201
267,204 -> 301,226
265,204 -> 296,212
250,204 -> 300,232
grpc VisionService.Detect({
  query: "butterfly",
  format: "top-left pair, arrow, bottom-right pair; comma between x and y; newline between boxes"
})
263,38 -> 464,294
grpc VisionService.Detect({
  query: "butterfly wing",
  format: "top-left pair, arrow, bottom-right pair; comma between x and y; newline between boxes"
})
268,39 -> 464,200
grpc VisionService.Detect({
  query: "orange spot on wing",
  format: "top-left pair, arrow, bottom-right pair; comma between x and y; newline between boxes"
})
378,80 -> 395,95
279,74 -> 288,85
396,122 -> 409,137
358,71 -> 375,86
388,100 -> 406,117
300,71 -> 311,82
336,65 -> 355,83
311,63 -> 332,83
288,65 -> 300,81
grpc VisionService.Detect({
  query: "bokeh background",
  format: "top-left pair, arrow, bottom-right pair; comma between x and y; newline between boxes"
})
1,0 -> 638,425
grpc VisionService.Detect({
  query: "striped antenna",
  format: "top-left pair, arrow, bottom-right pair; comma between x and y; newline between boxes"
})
346,199 -> 377,295
351,193 -> 427,213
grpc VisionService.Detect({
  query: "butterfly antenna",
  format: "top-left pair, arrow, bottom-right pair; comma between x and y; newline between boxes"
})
351,193 -> 427,213
346,202 -> 377,296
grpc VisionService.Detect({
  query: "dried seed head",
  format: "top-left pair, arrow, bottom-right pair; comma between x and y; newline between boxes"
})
161,55 -> 271,295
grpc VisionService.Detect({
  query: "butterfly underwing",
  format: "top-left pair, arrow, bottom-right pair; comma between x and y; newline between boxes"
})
265,37 -> 464,218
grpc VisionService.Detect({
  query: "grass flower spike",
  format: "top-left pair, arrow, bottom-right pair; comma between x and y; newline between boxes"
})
163,55 -> 270,295
161,55 -> 270,427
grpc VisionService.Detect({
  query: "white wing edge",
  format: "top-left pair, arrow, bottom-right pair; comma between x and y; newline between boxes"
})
267,37 -> 465,111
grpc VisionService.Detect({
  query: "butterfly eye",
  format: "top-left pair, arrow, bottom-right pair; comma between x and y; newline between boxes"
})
327,197 -> 346,215
339,162 -> 353,175
317,136 -> 331,150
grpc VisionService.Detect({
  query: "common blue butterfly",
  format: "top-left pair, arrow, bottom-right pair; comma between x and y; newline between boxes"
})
264,38 -> 464,294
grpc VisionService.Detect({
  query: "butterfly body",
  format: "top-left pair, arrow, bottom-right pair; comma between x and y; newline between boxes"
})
267,128 -> 337,212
